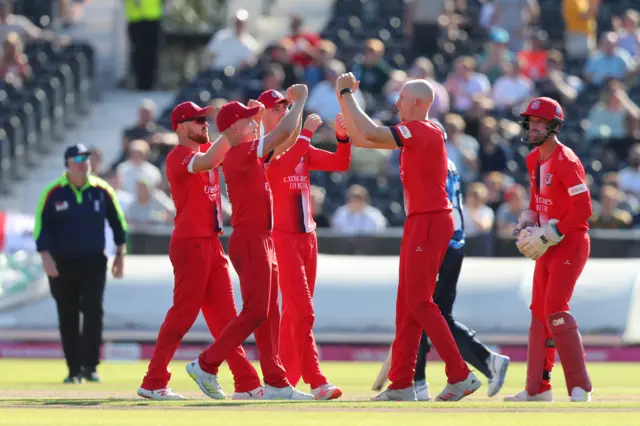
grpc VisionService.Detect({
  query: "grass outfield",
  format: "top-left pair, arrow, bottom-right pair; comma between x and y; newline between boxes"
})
1,360 -> 640,425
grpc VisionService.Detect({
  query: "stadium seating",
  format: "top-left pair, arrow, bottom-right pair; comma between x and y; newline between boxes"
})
0,0 -> 95,195
153,0 -> 639,227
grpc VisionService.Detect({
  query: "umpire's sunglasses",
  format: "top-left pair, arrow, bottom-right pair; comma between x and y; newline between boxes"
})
178,116 -> 207,125
72,155 -> 89,164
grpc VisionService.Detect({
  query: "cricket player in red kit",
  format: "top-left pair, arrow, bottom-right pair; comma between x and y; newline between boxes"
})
186,85 -> 315,401
138,102 -> 262,401
506,97 -> 593,402
257,89 -> 351,400
336,73 -> 480,401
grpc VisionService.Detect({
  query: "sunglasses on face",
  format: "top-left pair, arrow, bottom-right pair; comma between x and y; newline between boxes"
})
72,155 -> 89,164
180,116 -> 207,125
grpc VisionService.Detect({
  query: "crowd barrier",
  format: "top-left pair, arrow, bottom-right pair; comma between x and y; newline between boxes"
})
126,224 -> 640,258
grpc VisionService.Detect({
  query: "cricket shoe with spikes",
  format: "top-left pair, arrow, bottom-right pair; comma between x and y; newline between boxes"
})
436,372 -> 481,401
137,387 -> 186,400
186,359 -> 225,400
233,386 -> 264,400
263,385 -> 314,400
371,386 -> 417,401
504,389 -> 553,402
311,383 -> 343,400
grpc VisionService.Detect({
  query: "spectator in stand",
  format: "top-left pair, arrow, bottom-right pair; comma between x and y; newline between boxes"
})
0,0 -> 66,51
116,139 -> 162,195
583,32 -> 636,87
445,56 -> 491,113
352,38 -> 392,99
404,0 -> 449,60
478,116 -> 509,174
463,94 -> 494,140
492,58 -> 534,110
307,59 -> 365,123
88,146 -> 106,178
585,80 -> 640,160
489,0 -> 539,52
310,185 -> 330,228
0,31 -> 29,87
478,27 -> 514,84
125,177 -> 176,227
462,182 -> 495,255
600,172 -> 640,217
519,30 -> 549,81
244,63 -> 286,103
204,9 -> 259,71
406,57 -> 449,119
304,40 -> 336,88
614,10 -> 640,59
283,14 -> 320,69
495,183 -> 528,237
483,171 -> 509,212
444,113 -> 480,184
535,49 -> 583,104
259,41 -> 301,89
619,144 -> 640,200
331,185 -> 387,235
589,185 -> 633,229
105,171 -> 134,213
563,0 -> 599,60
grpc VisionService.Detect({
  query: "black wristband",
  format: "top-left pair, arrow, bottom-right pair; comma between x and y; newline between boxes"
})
336,135 -> 350,143
339,88 -> 352,98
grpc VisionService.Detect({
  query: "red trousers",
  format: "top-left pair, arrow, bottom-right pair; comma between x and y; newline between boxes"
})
273,230 -> 327,389
199,228 -> 289,388
530,231 -> 590,391
140,236 -> 261,392
388,211 -> 470,389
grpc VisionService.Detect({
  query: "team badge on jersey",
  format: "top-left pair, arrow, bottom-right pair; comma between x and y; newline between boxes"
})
397,125 -> 412,139
545,173 -> 553,186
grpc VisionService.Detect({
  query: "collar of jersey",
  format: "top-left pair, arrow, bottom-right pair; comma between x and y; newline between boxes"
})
59,173 -> 98,203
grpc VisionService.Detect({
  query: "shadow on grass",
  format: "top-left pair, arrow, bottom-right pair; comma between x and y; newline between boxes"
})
0,398 -> 332,408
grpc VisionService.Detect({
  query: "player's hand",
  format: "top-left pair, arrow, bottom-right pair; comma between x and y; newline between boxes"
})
112,254 -> 124,279
287,84 -> 308,102
336,73 -> 359,96
513,209 -> 539,237
41,252 -> 59,278
303,113 -> 323,133
517,220 -> 564,260
335,113 -> 348,139
247,99 -> 265,120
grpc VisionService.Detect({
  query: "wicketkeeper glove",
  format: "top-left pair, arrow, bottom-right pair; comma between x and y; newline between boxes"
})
516,219 -> 564,260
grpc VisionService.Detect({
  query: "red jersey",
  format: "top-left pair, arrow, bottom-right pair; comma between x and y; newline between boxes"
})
390,120 -> 452,216
526,143 -> 592,234
265,129 -> 351,233
165,143 -> 223,238
223,138 -> 273,231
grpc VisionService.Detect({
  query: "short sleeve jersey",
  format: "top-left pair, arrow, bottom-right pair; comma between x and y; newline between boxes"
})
165,143 -> 223,238
526,143 -> 590,231
222,138 -> 274,230
390,120 -> 452,216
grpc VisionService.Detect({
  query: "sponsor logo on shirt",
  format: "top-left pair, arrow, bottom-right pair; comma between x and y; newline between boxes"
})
54,201 -> 69,212
397,125 -> 412,139
283,175 -> 308,190
535,194 -> 553,212
568,183 -> 588,196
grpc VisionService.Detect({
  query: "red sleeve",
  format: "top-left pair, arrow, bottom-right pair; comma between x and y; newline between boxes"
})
307,139 -> 352,172
390,121 -> 436,150
165,145 -> 195,181
267,129 -> 313,172
556,156 -> 593,234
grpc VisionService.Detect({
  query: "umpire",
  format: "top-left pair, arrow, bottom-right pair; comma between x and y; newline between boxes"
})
34,144 -> 128,384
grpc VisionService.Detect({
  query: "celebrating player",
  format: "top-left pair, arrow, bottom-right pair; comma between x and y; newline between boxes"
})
337,73 -> 480,401
138,102 -> 262,400
506,97 -> 593,402
257,89 -> 351,400
186,85 -> 315,401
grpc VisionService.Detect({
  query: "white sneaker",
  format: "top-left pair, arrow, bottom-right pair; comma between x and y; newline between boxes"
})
504,389 -> 553,402
414,380 -> 431,401
137,387 -> 185,400
311,382 -> 343,400
186,359 -> 225,400
372,386 -> 417,401
570,387 -> 591,402
487,354 -> 510,397
436,372 -> 481,401
232,386 -> 264,400
263,385 -> 314,400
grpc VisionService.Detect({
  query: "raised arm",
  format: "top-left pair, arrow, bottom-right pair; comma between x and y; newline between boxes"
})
259,84 -> 309,156
189,134 -> 230,173
336,73 -> 399,149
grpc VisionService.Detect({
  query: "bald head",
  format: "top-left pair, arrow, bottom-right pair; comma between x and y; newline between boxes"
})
403,79 -> 434,104
396,79 -> 434,122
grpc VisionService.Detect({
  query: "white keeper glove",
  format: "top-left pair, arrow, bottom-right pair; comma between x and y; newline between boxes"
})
512,209 -> 539,237
516,219 -> 565,260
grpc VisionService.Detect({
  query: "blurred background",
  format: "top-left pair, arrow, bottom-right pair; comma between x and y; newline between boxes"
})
0,0 -> 640,362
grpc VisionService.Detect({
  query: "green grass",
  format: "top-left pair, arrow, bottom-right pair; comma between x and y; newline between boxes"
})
0,360 -> 639,425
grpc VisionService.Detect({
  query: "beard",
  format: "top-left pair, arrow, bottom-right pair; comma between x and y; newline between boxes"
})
189,130 -> 210,144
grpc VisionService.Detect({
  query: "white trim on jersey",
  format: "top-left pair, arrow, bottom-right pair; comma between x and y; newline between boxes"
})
302,188 -> 311,232
257,137 -> 266,158
298,135 -> 311,143
187,154 -> 197,173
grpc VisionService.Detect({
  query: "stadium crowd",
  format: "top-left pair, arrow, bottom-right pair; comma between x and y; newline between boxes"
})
49,0 -> 640,255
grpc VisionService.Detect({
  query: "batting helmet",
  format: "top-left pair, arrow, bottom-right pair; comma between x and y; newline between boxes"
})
519,97 -> 564,146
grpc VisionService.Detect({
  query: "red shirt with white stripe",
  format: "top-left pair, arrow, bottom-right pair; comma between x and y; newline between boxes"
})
526,143 -> 592,234
223,138 -> 274,231
165,143 -> 223,238
265,129 -> 351,233
390,120 -> 452,215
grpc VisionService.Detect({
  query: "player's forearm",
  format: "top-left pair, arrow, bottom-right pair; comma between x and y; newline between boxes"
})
308,139 -> 352,171
339,94 -> 380,141
556,196 -> 592,234
190,135 -> 229,172
267,100 -> 305,152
